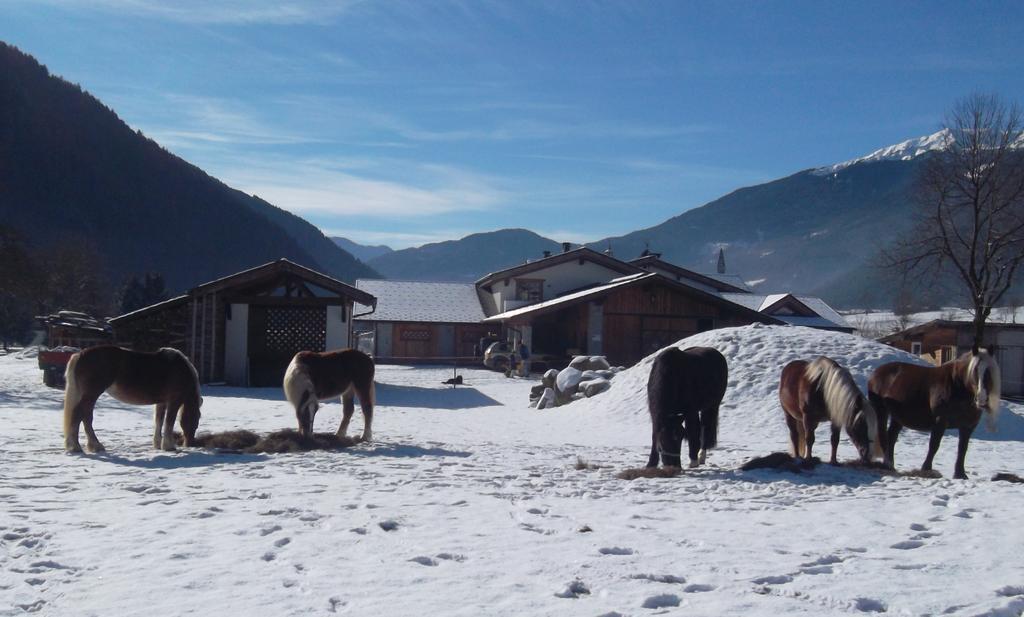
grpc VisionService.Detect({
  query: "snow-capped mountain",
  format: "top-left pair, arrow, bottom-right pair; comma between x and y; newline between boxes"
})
812,130 -> 951,176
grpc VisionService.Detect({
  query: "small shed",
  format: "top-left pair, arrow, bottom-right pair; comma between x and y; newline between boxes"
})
484,272 -> 781,367
110,259 -> 376,387
879,319 -> 1024,396
719,293 -> 854,333
353,279 -> 491,361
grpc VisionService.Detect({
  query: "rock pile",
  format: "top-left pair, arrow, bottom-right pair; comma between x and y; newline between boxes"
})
529,355 -> 624,409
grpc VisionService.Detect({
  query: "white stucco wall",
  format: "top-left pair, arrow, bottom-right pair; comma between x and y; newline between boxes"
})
489,260 -> 628,313
224,303 -> 249,386
326,304 -> 350,351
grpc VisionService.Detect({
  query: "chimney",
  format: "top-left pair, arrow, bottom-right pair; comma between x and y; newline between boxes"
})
561,242 -> 572,253
542,250 -> 551,258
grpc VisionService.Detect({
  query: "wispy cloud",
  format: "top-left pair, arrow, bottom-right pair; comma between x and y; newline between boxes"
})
30,0 -> 360,25
219,156 -> 508,218
140,94 -> 321,147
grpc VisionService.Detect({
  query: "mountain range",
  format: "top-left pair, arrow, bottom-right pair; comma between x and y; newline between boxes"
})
365,150 -> 934,307
0,40 -> 991,311
0,42 -> 378,295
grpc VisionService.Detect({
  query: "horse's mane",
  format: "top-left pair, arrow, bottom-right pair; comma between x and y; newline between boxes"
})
805,357 -> 861,429
963,350 -> 1002,419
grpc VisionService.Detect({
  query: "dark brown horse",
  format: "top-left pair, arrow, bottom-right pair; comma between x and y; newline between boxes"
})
646,346 -> 727,469
283,349 -> 376,440
868,350 -> 1001,479
63,346 -> 202,453
779,356 -> 882,465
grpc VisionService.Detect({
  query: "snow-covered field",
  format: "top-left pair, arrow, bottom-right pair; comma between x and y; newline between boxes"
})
3,325 -> 1024,616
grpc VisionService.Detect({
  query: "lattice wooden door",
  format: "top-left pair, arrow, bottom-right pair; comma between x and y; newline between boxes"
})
265,306 -> 326,355
248,306 -> 326,386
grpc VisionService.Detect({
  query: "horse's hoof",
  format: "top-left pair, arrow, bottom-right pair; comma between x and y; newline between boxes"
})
688,459 -> 699,468
86,443 -> 106,454
697,449 -> 707,465
954,472 -> 968,480
160,439 -> 177,452
65,446 -> 84,455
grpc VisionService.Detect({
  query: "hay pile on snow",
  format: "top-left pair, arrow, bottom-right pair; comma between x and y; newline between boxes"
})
570,325 -> 927,436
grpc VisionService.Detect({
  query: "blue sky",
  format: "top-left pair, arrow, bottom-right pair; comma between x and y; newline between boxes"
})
4,1 -> 1024,248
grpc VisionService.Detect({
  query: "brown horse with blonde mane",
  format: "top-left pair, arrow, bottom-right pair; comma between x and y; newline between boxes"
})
779,356 -> 883,465
63,346 -> 202,453
867,350 -> 1000,479
283,349 -> 376,440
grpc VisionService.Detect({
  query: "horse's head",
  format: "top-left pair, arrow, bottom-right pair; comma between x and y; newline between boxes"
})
296,392 -> 318,437
848,398 -> 884,463
967,350 -> 1001,429
180,398 -> 202,446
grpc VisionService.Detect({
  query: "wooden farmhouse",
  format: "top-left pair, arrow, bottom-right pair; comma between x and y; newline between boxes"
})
482,271 -> 781,366
352,279 -> 491,361
473,246 -> 852,366
110,259 -> 376,387
880,319 -> 1024,396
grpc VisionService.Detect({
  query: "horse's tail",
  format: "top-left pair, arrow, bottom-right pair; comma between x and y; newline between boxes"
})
63,352 -> 83,440
702,401 -> 720,449
647,351 -> 679,433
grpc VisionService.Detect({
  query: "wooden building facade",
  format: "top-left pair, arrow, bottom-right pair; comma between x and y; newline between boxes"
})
111,260 -> 376,387
354,279 -> 491,362
485,273 -> 781,367
880,319 -> 1024,396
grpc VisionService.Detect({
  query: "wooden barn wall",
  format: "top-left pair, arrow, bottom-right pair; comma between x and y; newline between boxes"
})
383,322 -> 492,359
600,285 -> 765,366
391,322 -> 441,358
112,303 -> 190,356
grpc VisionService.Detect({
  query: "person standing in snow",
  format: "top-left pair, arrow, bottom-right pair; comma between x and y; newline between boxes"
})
517,342 -> 530,376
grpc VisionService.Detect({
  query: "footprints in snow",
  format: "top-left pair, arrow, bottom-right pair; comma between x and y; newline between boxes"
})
409,553 -> 467,567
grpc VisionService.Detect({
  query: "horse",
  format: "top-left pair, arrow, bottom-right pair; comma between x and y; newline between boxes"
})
283,349 -> 376,440
778,356 -> 883,466
867,350 -> 1001,479
63,346 -> 202,453
646,346 -> 727,469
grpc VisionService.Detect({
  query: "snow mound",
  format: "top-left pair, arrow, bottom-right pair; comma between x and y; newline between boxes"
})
573,325 -> 925,432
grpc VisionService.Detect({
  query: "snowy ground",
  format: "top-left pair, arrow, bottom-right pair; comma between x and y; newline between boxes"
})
2,325 -> 1024,616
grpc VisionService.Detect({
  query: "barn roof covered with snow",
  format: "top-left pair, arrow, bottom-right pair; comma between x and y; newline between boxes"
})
354,279 -> 487,323
720,292 -> 851,331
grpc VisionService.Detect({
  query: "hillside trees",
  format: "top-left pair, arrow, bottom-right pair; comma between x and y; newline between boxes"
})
884,94 -> 1024,349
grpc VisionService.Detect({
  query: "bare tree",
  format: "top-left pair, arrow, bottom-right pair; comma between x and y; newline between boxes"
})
884,94 -> 1024,350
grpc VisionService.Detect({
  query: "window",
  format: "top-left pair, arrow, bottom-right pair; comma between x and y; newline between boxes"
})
910,342 -> 922,356
941,346 -> 956,363
515,279 -> 543,302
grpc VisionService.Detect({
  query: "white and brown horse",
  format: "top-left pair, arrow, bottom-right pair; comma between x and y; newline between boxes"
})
283,349 -> 376,440
868,350 -> 1001,479
779,356 -> 883,465
63,346 -> 202,453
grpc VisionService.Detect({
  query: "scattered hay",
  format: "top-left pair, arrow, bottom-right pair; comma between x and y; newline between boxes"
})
992,472 -> 1024,484
617,466 -> 682,480
176,429 -> 362,454
575,456 -> 602,471
250,430 -> 362,454
188,430 -> 261,451
740,452 -> 820,473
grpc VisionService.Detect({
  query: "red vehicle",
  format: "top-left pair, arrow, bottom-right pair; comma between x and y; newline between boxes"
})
38,348 -> 79,388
